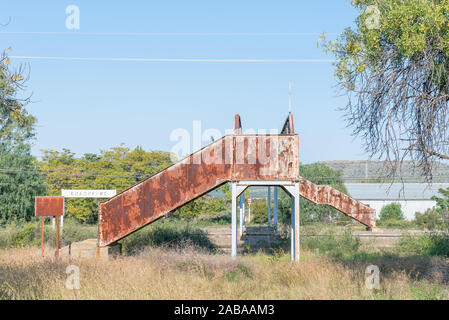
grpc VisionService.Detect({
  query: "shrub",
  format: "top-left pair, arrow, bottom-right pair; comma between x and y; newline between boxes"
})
249,199 -> 270,224
0,219 -> 98,248
61,218 -> 97,243
203,197 -> 227,213
174,195 -> 227,219
121,219 -> 216,254
380,203 -> 404,221
12,222 -> 41,247
0,223 -> 19,248
396,233 -> 449,257
301,229 -> 361,260
414,209 -> 446,230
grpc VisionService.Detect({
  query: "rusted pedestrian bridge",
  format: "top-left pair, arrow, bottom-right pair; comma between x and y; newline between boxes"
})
98,113 -> 376,261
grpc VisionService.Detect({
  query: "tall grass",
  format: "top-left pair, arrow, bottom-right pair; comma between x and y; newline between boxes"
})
0,246 -> 448,300
1,221 -> 449,299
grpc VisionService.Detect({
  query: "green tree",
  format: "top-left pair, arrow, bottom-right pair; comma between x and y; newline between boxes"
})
255,163 -> 350,226
38,145 -> 174,222
0,50 -> 45,225
299,163 -> 349,224
321,0 -> 449,179
0,143 -> 46,224
1,51 -> 35,146
431,187 -> 449,216
247,198 -> 269,224
173,186 -> 229,219
414,208 -> 445,230
379,203 -> 404,221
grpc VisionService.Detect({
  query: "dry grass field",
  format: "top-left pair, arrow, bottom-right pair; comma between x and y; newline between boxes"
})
1,244 -> 448,300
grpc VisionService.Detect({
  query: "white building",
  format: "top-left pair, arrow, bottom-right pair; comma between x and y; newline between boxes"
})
344,183 -> 449,221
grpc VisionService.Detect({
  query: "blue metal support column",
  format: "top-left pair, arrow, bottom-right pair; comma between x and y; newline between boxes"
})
267,186 -> 271,227
274,187 -> 278,233
239,194 -> 245,237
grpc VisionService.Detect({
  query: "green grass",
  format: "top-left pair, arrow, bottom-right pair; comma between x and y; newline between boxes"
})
410,281 -> 449,300
396,232 -> 449,257
121,218 -> 218,255
300,228 -> 362,260
376,219 -> 416,229
2,214 -> 448,264
0,219 -> 97,249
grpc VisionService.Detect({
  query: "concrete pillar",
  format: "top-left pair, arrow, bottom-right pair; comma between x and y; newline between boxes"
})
231,183 -> 238,258
274,187 -> 278,233
285,183 -> 300,262
293,182 -> 300,262
290,196 -> 295,262
267,186 -> 271,227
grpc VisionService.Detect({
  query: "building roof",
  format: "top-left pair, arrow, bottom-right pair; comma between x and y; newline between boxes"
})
345,183 -> 449,200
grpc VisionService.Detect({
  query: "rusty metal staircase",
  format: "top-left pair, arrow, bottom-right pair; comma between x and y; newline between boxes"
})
299,179 -> 375,228
98,114 -> 376,248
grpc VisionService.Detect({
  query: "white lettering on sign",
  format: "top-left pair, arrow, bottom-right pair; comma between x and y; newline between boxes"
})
61,190 -> 116,198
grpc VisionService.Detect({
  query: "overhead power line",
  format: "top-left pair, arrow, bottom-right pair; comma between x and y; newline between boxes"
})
0,31 -> 339,36
9,56 -> 335,63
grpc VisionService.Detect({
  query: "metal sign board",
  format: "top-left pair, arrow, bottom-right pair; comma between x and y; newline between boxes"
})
61,189 -> 116,198
35,196 -> 65,217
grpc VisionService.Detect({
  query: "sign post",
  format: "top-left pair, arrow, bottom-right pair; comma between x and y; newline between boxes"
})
35,196 -> 65,258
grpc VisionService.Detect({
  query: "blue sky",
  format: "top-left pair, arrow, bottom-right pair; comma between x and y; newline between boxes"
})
1,1 -> 368,163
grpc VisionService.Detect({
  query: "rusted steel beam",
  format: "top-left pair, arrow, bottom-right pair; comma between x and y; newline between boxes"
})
98,134 -> 300,247
299,178 -> 376,228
